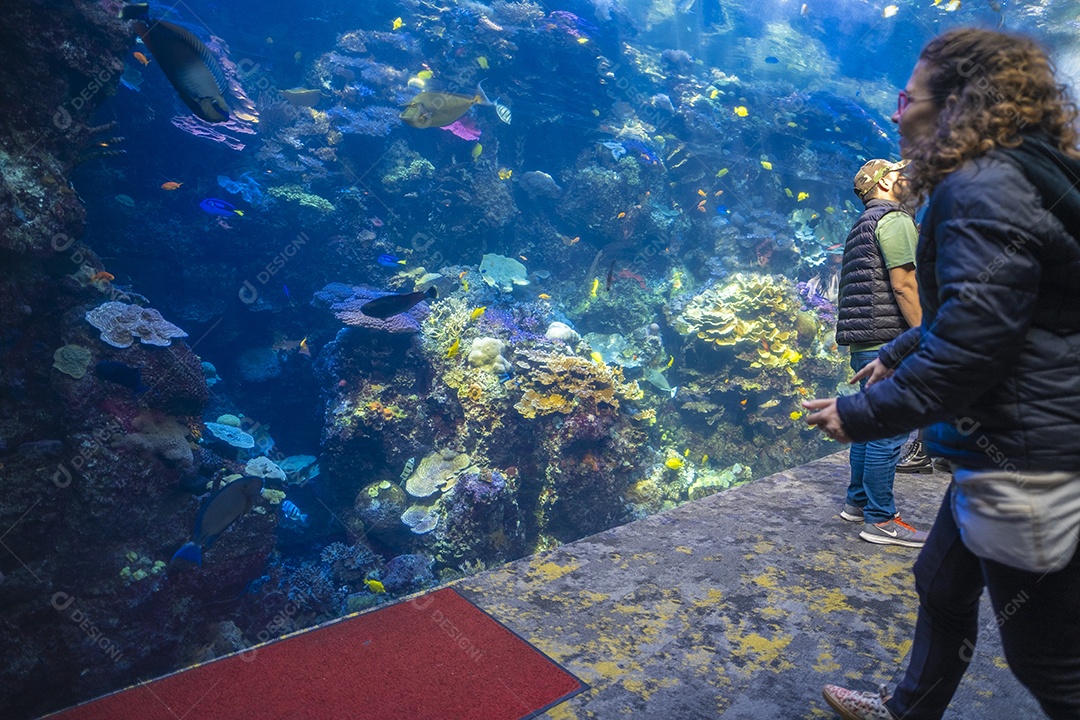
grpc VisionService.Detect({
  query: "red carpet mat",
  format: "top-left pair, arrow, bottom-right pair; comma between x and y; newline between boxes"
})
48,587 -> 586,720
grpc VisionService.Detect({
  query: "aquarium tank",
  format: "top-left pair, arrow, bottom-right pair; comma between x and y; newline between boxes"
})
0,0 -> 1077,716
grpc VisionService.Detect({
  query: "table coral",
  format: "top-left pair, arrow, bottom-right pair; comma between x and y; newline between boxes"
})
85,302 -> 189,348
405,450 -> 471,498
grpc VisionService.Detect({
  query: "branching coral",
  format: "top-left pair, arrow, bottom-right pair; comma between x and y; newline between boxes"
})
512,350 -> 642,418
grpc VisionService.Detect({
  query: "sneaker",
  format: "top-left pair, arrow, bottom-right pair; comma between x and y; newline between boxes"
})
840,504 -> 865,522
895,440 -> 932,474
840,505 -> 900,523
822,684 -> 896,720
859,517 -> 928,548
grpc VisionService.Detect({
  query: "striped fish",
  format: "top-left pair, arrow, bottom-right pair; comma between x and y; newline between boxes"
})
282,500 -> 309,527
494,99 -> 511,125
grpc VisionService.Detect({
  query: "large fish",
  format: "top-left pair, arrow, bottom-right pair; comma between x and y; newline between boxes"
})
120,4 -> 231,123
171,477 -> 262,565
400,83 -> 492,129
360,286 -> 438,319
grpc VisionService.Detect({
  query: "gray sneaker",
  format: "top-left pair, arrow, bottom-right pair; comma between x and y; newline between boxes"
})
840,504 -> 864,522
859,517 -> 928,548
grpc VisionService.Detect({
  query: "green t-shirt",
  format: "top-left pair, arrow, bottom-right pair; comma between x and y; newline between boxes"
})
849,210 -> 918,353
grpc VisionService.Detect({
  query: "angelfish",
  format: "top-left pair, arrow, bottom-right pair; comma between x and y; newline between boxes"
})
171,477 -> 262,566
120,4 -> 231,123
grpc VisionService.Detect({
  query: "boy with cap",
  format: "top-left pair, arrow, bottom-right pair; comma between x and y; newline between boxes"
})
834,159 -> 927,547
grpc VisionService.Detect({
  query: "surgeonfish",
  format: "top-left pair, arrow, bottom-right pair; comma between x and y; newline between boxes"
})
171,477 -> 263,565
494,99 -> 512,124
120,4 -> 231,123
365,578 -> 386,593
360,286 -> 438,319
644,367 -> 678,398
282,500 -> 309,527
399,83 -> 492,129
200,197 -> 243,217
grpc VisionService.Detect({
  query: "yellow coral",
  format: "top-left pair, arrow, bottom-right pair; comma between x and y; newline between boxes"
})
514,389 -> 570,419
511,350 -> 643,420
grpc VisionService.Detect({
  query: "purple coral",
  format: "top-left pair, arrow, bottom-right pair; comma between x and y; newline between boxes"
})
312,283 -> 429,333
85,301 -> 188,348
796,281 -> 837,325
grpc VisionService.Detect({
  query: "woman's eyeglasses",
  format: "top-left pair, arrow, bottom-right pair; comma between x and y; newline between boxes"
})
897,90 -> 933,114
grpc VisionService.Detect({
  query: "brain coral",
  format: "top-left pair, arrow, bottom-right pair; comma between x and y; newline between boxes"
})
52,344 -> 92,378
85,302 -> 188,348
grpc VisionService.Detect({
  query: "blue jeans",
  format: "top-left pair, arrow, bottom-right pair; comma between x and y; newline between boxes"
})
846,351 -> 907,523
887,484 -> 1080,719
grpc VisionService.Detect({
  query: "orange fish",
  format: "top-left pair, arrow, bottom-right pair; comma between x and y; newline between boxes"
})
458,270 -> 468,279
133,51 -> 150,66
697,189 -> 706,197
740,398 -> 748,406
617,212 -> 626,219
160,181 -> 183,191
90,271 -> 114,283
538,293 -> 551,300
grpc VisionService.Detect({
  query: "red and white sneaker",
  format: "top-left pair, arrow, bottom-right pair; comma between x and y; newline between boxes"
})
822,684 -> 896,720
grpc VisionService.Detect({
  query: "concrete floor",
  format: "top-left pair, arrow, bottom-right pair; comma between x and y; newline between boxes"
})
455,451 -> 1044,719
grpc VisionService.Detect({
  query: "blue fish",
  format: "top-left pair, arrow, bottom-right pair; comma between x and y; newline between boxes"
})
620,139 -> 661,166
200,197 -> 244,217
716,205 -> 730,214
282,500 -> 309,527
377,254 -> 406,268
765,56 -> 780,64
283,284 -> 291,300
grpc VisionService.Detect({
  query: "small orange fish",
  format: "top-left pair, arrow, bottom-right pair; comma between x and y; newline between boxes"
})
617,212 -> 626,219
90,271 -> 114,283
133,51 -> 150,66
696,199 -> 707,212
740,398 -> 748,406
160,181 -> 183,191
458,270 -> 468,279
762,340 -> 770,351
538,293 -> 551,299
714,190 -> 724,196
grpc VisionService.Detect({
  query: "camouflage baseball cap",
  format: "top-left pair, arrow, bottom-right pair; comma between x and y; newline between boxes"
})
853,158 -> 910,198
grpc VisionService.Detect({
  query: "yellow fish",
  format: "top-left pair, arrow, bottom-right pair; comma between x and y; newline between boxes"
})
697,189 -> 707,197
538,293 -> 551,300
734,106 -> 749,117
470,306 -> 487,321
590,277 -> 599,298
447,337 -> 460,358
416,69 -> 433,80
666,355 -> 674,369
760,399 -> 780,409
944,0 -> 961,9
790,411 -> 803,420
761,160 -> 773,170
665,456 -> 684,470
701,454 -> 709,463
399,84 -> 491,129
477,56 -> 489,70
709,89 -> 719,99
462,278 -> 469,292
797,192 -> 810,201
498,168 -> 513,180
784,188 -> 794,198
825,206 -> 835,214
576,37 -> 588,44
716,168 -> 729,178
683,448 -> 690,457
787,121 -> 798,128
365,578 -> 386,593
392,17 -> 404,30
590,351 -> 605,364
233,111 -> 258,123
471,143 -> 483,160
882,5 -> 898,17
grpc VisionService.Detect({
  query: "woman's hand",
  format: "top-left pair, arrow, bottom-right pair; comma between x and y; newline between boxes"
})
851,358 -> 893,387
803,398 -> 852,443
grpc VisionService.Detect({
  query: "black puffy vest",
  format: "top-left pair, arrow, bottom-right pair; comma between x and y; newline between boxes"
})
835,199 -> 912,346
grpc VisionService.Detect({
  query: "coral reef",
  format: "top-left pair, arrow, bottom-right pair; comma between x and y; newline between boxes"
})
85,302 -> 188,348
314,283 -> 430,333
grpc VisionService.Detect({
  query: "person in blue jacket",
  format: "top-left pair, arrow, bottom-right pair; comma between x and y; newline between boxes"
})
805,28 -> 1080,720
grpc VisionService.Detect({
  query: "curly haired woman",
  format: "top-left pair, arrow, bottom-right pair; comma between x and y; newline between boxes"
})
803,28 -> 1080,720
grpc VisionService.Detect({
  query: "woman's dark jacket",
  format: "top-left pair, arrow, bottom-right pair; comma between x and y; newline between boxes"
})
837,138 -> 1080,471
